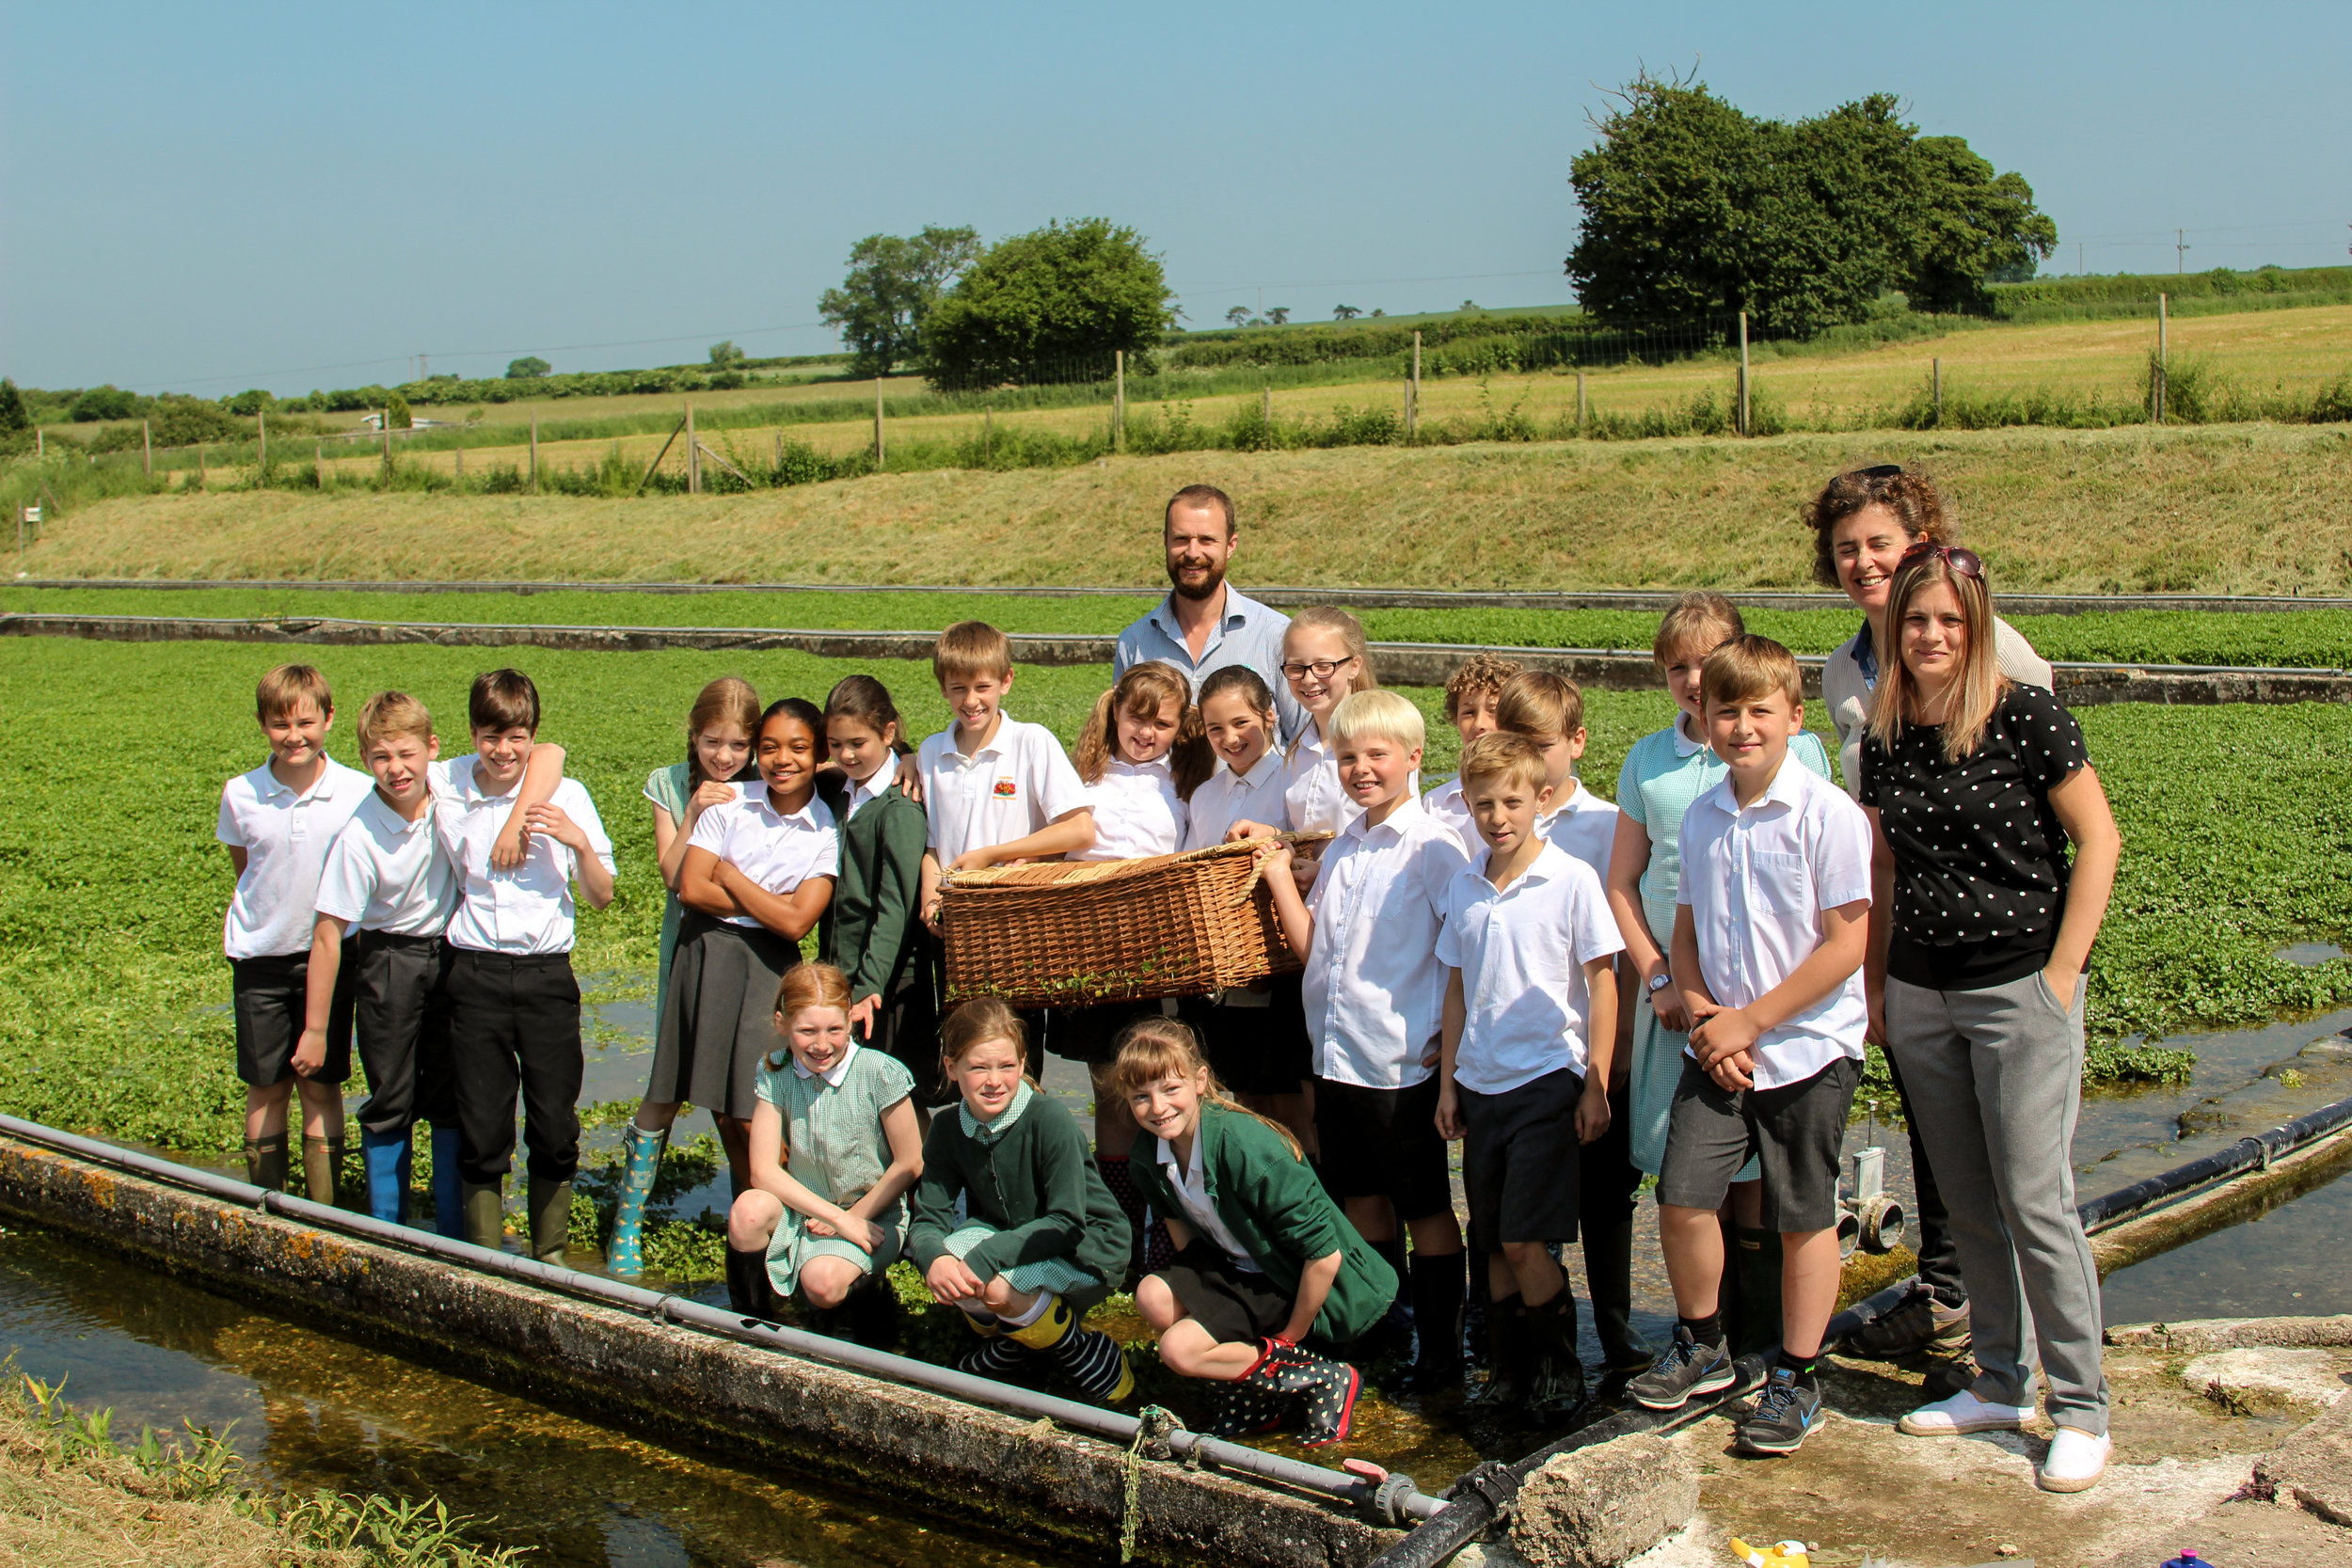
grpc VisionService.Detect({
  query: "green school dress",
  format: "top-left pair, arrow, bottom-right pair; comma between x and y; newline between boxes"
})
755,1043 -> 916,1296
643,763 -> 692,1032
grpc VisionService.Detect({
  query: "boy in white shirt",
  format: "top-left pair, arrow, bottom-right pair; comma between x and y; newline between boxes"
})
1435,733 -> 1623,1418
1261,689 -> 1470,1389
217,664 -> 371,1200
298,690 -> 564,1231
438,669 -> 615,1262
1421,653 -> 1522,841
1629,637 -> 1872,1459
1494,670 -> 1652,1377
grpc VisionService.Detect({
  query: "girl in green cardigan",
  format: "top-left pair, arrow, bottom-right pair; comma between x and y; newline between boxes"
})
909,999 -> 1134,1403
1117,1018 -> 1396,1448
819,676 -> 946,1115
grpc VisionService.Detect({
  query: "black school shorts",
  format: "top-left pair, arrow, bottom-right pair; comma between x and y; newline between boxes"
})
1312,1074 -> 1452,1223
1154,1238 -> 1294,1348
230,947 -> 356,1088
1460,1068 -> 1585,1247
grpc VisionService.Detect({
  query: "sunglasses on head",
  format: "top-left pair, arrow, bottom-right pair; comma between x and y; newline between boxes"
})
1899,541 -> 1983,579
1847,464 -> 1904,481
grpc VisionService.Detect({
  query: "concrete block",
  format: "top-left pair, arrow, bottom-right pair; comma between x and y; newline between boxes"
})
2180,1348 -> 2352,1418
2108,1315 -> 2352,1354
1509,1433 -> 1698,1568
2257,1395 -> 2352,1527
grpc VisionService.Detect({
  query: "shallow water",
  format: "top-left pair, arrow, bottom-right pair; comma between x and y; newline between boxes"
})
0,1224 -> 1064,1568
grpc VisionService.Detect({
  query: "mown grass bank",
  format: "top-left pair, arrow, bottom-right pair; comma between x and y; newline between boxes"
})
1,639 -> 2343,1166
15,423 -> 2352,595
8,585 -> 2352,669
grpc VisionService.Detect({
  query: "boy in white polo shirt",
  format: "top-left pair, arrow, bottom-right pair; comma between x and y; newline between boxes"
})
1629,637 -> 1872,1459
299,690 -> 564,1232
1434,732 -> 1623,1419
1493,670 -> 1652,1377
437,668 -> 615,1263
217,664 -> 371,1201
1261,689 -> 1470,1390
1420,653 -> 1521,841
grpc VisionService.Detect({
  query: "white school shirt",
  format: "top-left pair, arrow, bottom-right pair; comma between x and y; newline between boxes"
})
314,789 -> 457,938
1422,776 -> 1473,841
1676,759 -> 1874,1089
434,759 -> 616,957
1281,725 -> 1358,836
686,783 -> 841,927
1155,1132 -> 1259,1272
917,716 -> 1091,863
1073,756 -> 1187,862
1538,782 -> 1622,884
1184,749 -> 1289,851
1300,797 -> 1471,1089
217,756 -> 373,959
1436,843 -> 1625,1094
841,763 -> 894,822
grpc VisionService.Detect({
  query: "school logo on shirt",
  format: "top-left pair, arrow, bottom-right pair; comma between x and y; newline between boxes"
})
993,776 -> 1017,798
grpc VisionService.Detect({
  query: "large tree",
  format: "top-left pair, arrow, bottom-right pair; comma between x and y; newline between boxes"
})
818,225 -> 980,378
1565,74 -> 2055,333
918,218 -> 1176,389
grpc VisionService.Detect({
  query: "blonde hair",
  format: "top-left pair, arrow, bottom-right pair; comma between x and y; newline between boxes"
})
1443,653 -> 1523,722
1327,688 -> 1424,753
1652,592 -> 1744,666
354,690 -> 433,752
1700,635 -> 1804,712
934,620 -> 1013,684
683,676 -> 760,783
1109,1017 -> 1304,1161
1867,554 -> 2007,763
1458,731 -> 1548,796
1073,660 -> 1215,798
1284,607 -> 1378,692
1493,670 -> 1585,742
256,664 -> 332,721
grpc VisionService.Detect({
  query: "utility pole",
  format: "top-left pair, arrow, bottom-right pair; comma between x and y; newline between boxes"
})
2077,241 -> 2084,276
2176,229 -> 2190,274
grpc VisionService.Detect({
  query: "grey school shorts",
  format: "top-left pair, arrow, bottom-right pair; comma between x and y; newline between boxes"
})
1656,1054 -> 1860,1232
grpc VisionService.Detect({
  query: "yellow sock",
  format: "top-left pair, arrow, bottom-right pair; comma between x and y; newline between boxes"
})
1006,1296 -> 1072,1351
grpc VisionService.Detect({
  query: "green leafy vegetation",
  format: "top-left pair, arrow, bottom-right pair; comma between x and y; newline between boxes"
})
919,217 -> 1176,390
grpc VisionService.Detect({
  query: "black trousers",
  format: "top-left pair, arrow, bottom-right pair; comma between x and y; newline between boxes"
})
1885,1054 -> 1963,1304
445,947 -> 582,1186
352,931 -> 458,1137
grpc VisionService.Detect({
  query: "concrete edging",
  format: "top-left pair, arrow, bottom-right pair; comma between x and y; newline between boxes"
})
0,1135 -> 1396,1568
3,611 -> 2345,706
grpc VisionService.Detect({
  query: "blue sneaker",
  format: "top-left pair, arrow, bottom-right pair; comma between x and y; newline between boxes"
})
1738,1367 -> 1822,1454
1627,1324 -> 1737,1411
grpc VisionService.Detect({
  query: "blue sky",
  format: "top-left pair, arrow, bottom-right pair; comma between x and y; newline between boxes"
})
2,0 -> 2344,396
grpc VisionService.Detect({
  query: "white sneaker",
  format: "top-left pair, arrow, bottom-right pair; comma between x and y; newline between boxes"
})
2037,1426 -> 2110,1493
1897,1387 -> 2037,1436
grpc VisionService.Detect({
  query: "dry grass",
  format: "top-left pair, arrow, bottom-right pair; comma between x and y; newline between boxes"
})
0,1418 -> 327,1568
27,421 -> 2352,594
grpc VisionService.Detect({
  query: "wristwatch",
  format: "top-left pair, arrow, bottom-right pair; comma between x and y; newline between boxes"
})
1646,971 -> 1674,995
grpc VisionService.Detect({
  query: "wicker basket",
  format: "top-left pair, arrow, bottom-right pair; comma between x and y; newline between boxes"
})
938,833 -> 1332,1007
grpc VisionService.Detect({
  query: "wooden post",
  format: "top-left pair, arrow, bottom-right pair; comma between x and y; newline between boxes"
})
1410,331 -> 1422,442
257,409 -> 266,474
34,428 -> 41,459
2155,293 -> 2169,424
1932,358 -> 1943,426
686,403 -> 700,494
1262,384 -> 1272,434
1737,311 -> 1751,436
196,445 -> 205,487
454,442 -> 463,481
774,430 -> 784,475
1114,350 -> 1126,453
381,413 -> 392,482
530,417 -> 540,492
1576,370 -> 1587,433
314,441 -> 324,488
983,405 -> 993,464
142,420 -> 152,478
873,376 -> 885,465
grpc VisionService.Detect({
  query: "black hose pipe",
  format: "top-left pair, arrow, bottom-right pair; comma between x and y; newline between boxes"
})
2077,1089 -> 2352,1233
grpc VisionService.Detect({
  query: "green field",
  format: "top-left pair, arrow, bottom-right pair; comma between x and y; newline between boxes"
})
15,423 -> 2352,596
8,585 -> 2352,669
2,638 -> 2344,1174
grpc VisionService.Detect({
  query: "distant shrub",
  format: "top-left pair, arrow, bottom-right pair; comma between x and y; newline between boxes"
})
506,356 -> 550,379
69,385 -> 141,422
221,388 -> 274,417
385,393 -> 413,431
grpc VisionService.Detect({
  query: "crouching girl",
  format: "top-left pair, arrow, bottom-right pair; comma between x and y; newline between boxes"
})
726,963 -> 923,1345
909,999 -> 1135,1402
1117,1018 -> 1395,1447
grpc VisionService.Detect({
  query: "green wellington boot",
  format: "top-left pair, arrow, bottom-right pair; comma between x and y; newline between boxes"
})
461,1181 -> 506,1252
244,1132 -> 291,1193
527,1177 -> 573,1267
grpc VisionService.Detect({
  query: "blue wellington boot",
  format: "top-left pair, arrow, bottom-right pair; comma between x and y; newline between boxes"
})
606,1122 -> 666,1278
360,1127 -> 412,1224
430,1125 -> 466,1239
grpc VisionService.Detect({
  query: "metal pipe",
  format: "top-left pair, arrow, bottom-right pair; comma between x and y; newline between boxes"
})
2076,1090 -> 2352,1233
0,1115 -> 1439,1523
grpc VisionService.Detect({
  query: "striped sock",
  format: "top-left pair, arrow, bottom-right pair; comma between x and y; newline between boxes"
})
959,1335 -> 1034,1379
1051,1324 -> 1135,1403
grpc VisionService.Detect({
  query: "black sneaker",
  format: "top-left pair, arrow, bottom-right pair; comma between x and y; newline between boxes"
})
1737,1368 -> 1822,1454
1626,1324 -> 1736,1412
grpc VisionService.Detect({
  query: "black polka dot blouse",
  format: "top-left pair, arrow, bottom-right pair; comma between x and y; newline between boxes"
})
1860,683 -> 2091,990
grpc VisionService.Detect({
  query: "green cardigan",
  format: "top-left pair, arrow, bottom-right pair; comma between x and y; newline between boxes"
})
907,1091 -> 1132,1313
1130,1102 -> 1397,1346
817,780 -> 930,1006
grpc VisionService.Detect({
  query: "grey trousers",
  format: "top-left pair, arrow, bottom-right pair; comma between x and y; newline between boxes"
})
1884,971 -> 2109,1435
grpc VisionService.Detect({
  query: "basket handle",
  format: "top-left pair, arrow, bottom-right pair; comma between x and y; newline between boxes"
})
1233,832 -> 1319,907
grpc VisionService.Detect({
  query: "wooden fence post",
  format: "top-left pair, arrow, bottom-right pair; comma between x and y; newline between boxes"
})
530,417 -> 540,492
381,413 -> 392,483
257,409 -> 267,475
1409,331 -> 1422,443
1576,370 -> 1587,433
143,420 -> 152,478
686,403 -> 700,494
873,376 -> 885,465
314,441 -> 324,489
454,442 -> 463,482
774,429 -> 784,475
983,405 -> 993,464
1737,311 -> 1751,436
1114,350 -> 1126,453
1262,384 -> 1272,436
2155,293 -> 2169,424
1933,358 -> 1943,426
34,428 -> 41,459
